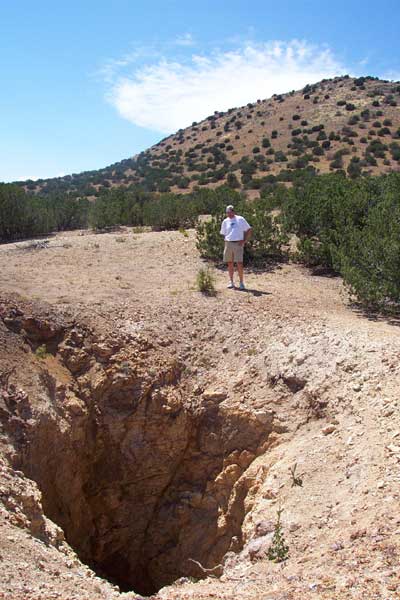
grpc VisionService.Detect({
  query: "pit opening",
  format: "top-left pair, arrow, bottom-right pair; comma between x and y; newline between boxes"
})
0,310 -> 272,596
22,368 -> 270,596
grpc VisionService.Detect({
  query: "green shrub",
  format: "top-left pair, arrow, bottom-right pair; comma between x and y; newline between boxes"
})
347,157 -> 362,179
0,184 -> 89,242
226,173 -> 240,188
196,197 -> 287,264
35,344 -> 49,359
275,151 -> 288,162
390,143 -> 400,161
313,146 -> 324,156
339,182 -> 400,310
378,127 -> 391,137
267,508 -> 289,563
282,173 -> 400,310
330,157 -> 343,169
196,267 -> 216,295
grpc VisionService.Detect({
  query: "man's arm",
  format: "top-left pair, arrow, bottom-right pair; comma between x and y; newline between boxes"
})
239,226 -> 252,246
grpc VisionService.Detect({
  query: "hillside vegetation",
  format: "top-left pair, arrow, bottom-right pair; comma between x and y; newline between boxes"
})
16,75 -> 400,197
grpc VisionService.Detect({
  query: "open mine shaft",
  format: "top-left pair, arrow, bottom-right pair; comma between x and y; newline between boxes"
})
2,278 -> 399,599
0,300 -> 283,595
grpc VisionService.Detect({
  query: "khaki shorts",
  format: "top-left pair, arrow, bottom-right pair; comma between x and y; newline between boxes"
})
223,241 -> 244,263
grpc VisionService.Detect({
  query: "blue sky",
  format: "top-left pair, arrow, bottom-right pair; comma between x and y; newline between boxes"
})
1,0 -> 399,182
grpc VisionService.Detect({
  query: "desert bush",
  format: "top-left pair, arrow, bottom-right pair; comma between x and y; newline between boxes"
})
378,127 -> 391,137
35,344 -> 49,359
275,151 -> 288,162
282,173 -> 369,270
347,157 -> 362,178
267,508 -> 289,563
330,157 -> 343,169
0,184 -> 90,242
282,173 -> 400,309
196,267 -> 216,295
225,172 -> 239,188
390,143 -> 400,161
339,180 -> 400,310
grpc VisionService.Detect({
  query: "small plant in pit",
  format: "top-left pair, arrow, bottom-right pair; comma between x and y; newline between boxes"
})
267,507 -> 289,563
289,463 -> 303,487
196,267 -> 216,295
35,344 -> 48,359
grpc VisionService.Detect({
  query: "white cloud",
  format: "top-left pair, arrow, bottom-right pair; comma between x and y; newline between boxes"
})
107,40 -> 349,134
175,33 -> 195,47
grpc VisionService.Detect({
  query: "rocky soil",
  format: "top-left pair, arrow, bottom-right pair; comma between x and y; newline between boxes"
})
1,228 -> 400,599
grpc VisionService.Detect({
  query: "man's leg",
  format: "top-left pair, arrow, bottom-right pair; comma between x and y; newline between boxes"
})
228,261 -> 234,285
237,262 -> 244,285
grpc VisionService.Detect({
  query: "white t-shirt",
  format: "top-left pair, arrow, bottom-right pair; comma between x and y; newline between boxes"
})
220,215 -> 251,241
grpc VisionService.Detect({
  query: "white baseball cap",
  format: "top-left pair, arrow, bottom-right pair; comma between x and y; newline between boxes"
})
226,205 -> 234,213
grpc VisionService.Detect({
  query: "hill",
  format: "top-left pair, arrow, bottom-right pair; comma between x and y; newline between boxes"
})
17,75 -> 400,198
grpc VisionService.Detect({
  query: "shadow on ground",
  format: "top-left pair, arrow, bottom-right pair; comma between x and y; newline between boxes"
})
237,288 -> 272,297
350,303 -> 400,328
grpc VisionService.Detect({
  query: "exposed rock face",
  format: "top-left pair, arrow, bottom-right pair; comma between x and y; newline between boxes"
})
0,300 -> 275,595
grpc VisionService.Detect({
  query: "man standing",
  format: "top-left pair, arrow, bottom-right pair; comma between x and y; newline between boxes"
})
220,205 -> 252,290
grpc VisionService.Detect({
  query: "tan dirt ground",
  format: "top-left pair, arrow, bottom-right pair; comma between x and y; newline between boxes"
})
1,228 -> 400,600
